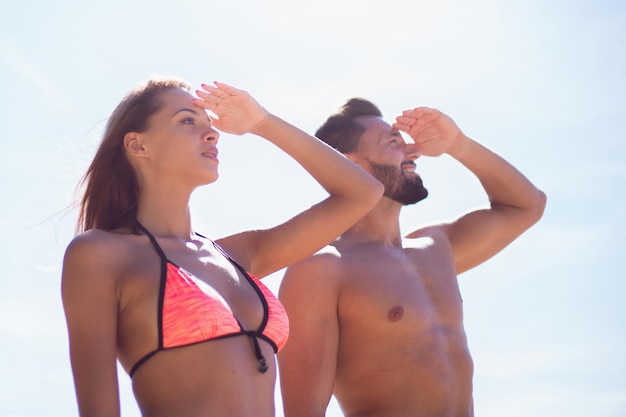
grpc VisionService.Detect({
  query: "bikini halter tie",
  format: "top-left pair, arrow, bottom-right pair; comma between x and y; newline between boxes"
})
244,330 -> 268,373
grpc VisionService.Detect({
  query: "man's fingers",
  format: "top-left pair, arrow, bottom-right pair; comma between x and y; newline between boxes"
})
395,115 -> 416,126
401,107 -> 436,120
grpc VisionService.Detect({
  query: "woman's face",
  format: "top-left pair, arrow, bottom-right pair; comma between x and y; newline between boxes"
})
138,88 -> 220,187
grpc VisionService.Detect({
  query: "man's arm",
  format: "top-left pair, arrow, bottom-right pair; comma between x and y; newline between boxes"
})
278,253 -> 341,417
396,107 -> 546,274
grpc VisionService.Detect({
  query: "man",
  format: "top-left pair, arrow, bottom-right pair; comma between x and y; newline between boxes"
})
277,98 -> 546,417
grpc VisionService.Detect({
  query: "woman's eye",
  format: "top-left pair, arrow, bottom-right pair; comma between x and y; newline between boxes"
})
181,117 -> 195,125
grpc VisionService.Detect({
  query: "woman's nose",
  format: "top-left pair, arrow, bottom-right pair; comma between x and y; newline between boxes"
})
204,127 -> 219,144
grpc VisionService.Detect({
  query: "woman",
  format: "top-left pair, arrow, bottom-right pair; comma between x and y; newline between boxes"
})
61,78 -> 383,417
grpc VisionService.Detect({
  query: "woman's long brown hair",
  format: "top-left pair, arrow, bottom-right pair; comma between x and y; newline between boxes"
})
76,77 -> 190,234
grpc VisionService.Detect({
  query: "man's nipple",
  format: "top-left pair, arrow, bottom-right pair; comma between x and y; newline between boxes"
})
388,306 -> 404,322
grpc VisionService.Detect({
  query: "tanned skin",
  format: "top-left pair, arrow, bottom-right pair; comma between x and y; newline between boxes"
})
62,83 -> 383,417
278,107 -> 546,417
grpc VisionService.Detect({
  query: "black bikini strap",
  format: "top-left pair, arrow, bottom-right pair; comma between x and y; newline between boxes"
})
210,240 -> 271,373
211,240 -> 253,281
133,219 -> 168,352
134,220 -> 167,261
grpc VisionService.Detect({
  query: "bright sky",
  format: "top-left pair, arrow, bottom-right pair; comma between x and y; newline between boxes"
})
1,0 -> 624,416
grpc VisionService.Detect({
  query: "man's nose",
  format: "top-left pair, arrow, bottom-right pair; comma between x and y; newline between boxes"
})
404,143 -> 421,160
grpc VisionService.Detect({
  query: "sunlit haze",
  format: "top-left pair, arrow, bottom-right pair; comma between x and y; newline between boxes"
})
1,1 -> 624,416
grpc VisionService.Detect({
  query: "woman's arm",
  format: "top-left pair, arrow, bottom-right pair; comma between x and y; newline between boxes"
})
195,82 -> 383,277
61,231 -> 121,417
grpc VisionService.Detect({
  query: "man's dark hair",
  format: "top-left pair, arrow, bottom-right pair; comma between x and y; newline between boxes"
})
315,98 -> 382,154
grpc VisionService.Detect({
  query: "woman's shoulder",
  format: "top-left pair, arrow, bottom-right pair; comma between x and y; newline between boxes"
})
64,228 -> 141,271
67,227 -> 134,250
61,230 -> 145,319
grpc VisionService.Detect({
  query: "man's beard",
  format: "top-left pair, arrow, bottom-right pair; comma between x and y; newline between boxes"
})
368,161 -> 428,205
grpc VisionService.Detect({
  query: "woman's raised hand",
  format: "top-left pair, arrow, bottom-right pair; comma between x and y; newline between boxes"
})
194,82 -> 270,135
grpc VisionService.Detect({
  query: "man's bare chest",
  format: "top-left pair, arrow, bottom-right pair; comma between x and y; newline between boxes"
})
336,245 -> 463,329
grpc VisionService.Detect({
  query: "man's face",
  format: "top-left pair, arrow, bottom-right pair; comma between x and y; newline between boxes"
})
350,116 -> 428,205
367,159 -> 428,205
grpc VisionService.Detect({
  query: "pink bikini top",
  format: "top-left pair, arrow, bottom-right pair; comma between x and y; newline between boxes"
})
129,221 -> 289,377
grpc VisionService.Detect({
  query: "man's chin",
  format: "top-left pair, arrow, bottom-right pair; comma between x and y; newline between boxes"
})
400,188 -> 428,206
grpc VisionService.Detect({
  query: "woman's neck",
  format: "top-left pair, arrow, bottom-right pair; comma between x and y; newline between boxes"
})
134,184 -> 195,239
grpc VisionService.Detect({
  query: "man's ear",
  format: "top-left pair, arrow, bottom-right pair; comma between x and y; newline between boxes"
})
124,132 -> 147,158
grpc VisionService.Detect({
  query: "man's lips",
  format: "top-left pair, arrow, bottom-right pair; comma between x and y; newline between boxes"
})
401,161 -> 416,173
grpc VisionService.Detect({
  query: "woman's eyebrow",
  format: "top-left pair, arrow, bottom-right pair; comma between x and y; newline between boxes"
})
172,107 -> 199,117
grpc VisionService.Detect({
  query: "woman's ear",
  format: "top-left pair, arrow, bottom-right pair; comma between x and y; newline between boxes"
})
124,132 -> 146,158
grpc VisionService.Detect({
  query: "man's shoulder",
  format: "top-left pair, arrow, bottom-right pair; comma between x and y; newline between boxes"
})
281,244 -> 345,290
285,244 -> 343,274
403,221 -> 450,240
